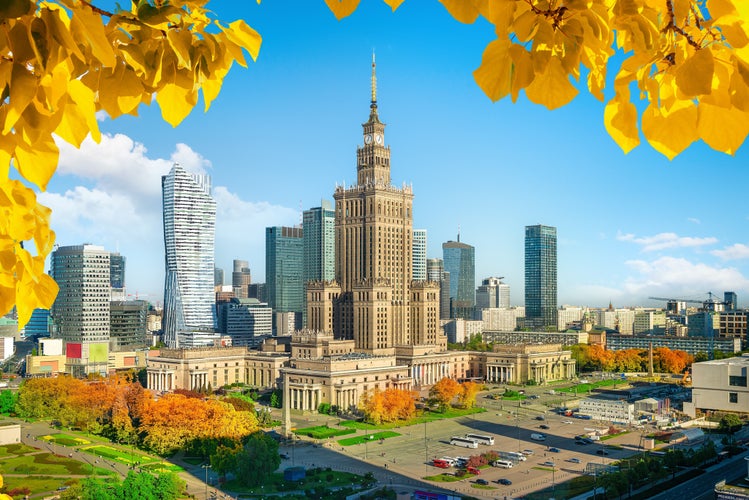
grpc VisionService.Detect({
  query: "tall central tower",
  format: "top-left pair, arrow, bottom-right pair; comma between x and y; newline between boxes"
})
307,56 -> 440,354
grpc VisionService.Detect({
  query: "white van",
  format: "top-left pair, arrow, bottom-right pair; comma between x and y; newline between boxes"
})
493,460 -> 513,469
530,433 -> 546,441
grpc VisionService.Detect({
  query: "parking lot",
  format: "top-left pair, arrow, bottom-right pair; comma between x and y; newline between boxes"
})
321,389 -> 645,498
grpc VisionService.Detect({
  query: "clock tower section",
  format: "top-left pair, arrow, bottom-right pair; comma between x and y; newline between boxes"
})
357,56 -> 390,187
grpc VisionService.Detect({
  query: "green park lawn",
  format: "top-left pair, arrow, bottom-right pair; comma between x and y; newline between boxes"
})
1,451 -> 105,476
0,442 -> 38,455
293,425 -> 356,439
523,475 -> 594,500
41,433 -> 92,446
423,473 -> 465,482
338,431 -> 400,446
81,444 -> 158,466
556,378 -> 626,394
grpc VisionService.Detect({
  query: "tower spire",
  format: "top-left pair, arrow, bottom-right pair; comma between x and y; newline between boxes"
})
371,51 -> 377,108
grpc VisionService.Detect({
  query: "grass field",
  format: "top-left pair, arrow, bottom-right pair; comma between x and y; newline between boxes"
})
139,461 -> 185,473
423,473 -> 464,482
224,468 -> 367,495
556,378 -> 626,394
0,442 -> 37,455
338,431 -> 400,446
82,444 -> 158,466
40,433 -> 92,446
293,425 -> 356,439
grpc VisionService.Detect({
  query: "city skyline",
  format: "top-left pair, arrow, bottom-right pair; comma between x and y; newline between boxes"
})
39,2 -> 749,309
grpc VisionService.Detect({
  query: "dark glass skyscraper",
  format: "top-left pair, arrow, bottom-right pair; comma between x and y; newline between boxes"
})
442,239 -> 475,320
525,224 -> 557,330
265,226 -> 304,315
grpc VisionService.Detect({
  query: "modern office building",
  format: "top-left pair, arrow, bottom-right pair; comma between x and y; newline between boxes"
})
266,226 -> 304,329
725,292 -> 738,311
220,298 -> 273,347
161,163 -> 218,348
50,244 -> 111,344
427,258 -> 451,320
248,283 -> 267,303
443,239 -> 475,320
685,354 -> 749,417
306,55 -> 441,353
109,300 -> 149,351
303,201 -> 336,284
214,267 -> 224,287
412,229 -> 427,281
482,307 -> 525,331
524,224 -> 557,330
476,277 -> 509,310
109,252 -> 126,300
22,308 -> 52,339
232,259 -> 252,299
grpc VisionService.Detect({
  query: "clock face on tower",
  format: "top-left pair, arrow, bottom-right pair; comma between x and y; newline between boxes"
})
375,133 -> 383,144
364,134 -> 372,144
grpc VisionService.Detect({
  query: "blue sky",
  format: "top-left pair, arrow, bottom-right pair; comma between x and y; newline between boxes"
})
41,1 -> 749,309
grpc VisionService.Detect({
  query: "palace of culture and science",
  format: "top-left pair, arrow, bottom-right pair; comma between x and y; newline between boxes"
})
145,59 -> 576,428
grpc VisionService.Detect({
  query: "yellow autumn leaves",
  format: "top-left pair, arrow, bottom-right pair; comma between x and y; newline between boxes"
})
0,0 -> 261,326
328,0 -> 749,160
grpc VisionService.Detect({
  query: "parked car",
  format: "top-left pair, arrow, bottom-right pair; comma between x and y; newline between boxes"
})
476,479 -> 489,485
542,461 -> 556,467
521,449 -> 534,456
279,453 -> 290,459
562,420 -> 573,424
535,415 -> 545,421
567,457 -> 581,463
539,424 -> 550,429
548,447 -> 560,453
496,478 -> 512,485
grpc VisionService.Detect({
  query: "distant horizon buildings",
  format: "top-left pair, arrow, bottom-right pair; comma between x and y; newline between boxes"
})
232,259 -> 252,299
162,163 -> 218,348
427,258 -> 450,320
525,224 -> 558,330
443,238 -> 476,320
302,202 -> 335,284
476,277 -> 510,310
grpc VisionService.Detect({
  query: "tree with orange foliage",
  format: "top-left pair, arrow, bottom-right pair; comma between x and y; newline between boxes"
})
360,387 -> 416,424
654,347 -> 693,374
429,377 -> 461,412
587,344 -> 616,372
457,381 -> 482,409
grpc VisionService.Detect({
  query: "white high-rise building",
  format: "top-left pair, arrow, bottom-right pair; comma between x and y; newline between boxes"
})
412,229 -> 427,281
476,277 -> 510,309
50,244 -> 111,344
162,164 -> 218,348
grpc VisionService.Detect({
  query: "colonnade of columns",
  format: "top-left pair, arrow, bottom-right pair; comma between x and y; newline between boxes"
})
189,371 -> 209,390
335,387 -> 358,410
289,386 -> 321,411
410,361 -> 449,385
147,370 -> 175,391
486,364 -> 515,383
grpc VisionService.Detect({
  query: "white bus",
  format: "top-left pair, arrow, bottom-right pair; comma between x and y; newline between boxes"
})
450,436 -> 478,449
465,433 -> 494,445
440,457 -> 457,466
499,451 -> 526,462
493,460 -> 513,469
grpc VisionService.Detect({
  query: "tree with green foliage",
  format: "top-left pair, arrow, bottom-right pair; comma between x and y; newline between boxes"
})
269,389 -> 282,408
0,390 -> 17,414
233,431 -> 281,487
719,413 -> 743,442
210,443 -> 242,479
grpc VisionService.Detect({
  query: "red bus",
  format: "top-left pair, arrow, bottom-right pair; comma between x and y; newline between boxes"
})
432,459 -> 450,468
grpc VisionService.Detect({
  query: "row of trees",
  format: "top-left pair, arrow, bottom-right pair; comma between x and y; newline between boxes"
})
209,432 -> 281,487
14,374 -> 260,455
571,344 -> 693,374
58,471 -> 183,500
359,387 -> 417,425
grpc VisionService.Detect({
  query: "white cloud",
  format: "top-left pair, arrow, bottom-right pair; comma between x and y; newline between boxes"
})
711,243 -> 749,261
617,231 -> 717,252
621,256 -> 749,299
687,217 -> 700,224
45,133 -> 297,299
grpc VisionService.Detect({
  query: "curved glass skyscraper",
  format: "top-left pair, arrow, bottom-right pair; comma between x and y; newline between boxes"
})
162,164 -> 217,348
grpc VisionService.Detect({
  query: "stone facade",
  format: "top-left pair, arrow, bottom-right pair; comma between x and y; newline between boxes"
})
471,343 -> 576,385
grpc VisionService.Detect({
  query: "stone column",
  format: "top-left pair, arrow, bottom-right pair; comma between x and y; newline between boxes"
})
282,372 -> 291,437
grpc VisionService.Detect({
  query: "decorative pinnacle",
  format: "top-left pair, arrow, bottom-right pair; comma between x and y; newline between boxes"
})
371,51 -> 377,108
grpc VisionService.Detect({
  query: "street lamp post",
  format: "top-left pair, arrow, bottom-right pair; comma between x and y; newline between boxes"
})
202,464 -> 211,500
424,421 -> 428,476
